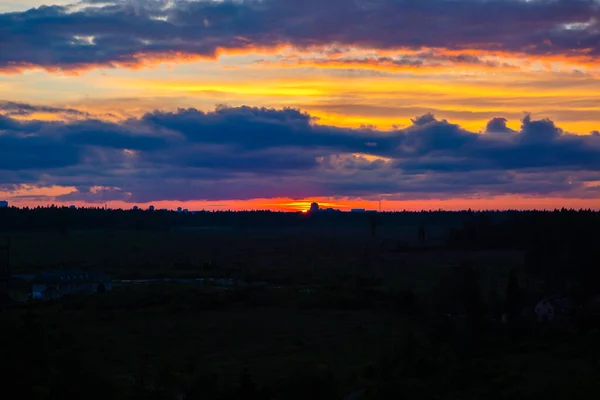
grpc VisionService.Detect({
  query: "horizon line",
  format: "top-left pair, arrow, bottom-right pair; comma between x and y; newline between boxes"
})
2,205 -> 599,213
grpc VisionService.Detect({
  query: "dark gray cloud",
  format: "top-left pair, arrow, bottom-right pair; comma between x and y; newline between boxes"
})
519,113 -> 563,143
1,0 -> 599,71
0,125 -> 81,170
1,103 -> 600,202
0,101 -> 89,117
486,117 -> 515,134
141,106 -> 388,153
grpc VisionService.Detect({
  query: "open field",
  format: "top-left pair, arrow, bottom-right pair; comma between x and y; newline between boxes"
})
4,282 -> 600,400
6,229 -> 524,285
2,283 -> 408,399
3,210 -> 600,399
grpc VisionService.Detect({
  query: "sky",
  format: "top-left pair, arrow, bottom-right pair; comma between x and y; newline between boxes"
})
1,0 -> 600,211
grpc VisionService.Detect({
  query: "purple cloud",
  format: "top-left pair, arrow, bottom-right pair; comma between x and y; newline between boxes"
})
1,103 -> 600,202
0,101 -> 89,117
1,0 -> 599,72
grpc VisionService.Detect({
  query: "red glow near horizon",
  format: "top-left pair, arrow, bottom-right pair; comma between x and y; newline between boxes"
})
5,196 -> 600,212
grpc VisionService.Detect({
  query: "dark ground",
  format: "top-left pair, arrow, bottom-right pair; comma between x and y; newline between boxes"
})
2,209 -> 600,399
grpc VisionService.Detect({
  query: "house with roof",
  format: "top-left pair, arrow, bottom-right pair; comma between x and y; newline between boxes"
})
15,269 -> 112,301
534,295 -> 576,323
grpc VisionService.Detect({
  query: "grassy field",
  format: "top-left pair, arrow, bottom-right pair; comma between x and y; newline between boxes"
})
2,283 -> 410,399
5,280 -> 600,400
8,227 -> 588,399
7,228 -> 524,284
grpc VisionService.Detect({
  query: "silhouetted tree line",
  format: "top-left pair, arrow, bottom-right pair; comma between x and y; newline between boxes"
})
0,206 -> 305,232
446,209 -> 600,299
446,209 -> 600,250
0,206 -> 573,234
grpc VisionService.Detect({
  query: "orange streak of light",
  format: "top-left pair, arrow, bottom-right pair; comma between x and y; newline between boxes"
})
252,58 -> 521,74
5,195 -> 600,212
2,44 -> 599,75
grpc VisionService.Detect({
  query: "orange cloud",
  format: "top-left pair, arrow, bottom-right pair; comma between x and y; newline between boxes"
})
0,184 -> 77,199
0,45 -> 294,76
3,44 -> 599,77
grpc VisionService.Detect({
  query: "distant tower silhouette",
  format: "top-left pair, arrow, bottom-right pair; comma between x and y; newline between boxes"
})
309,202 -> 319,214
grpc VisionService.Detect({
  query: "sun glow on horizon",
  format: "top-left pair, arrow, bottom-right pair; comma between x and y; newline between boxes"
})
2,1 -> 600,209
3,194 -> 600,212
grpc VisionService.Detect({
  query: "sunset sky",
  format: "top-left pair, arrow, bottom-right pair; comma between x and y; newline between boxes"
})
1,0 -> 600,211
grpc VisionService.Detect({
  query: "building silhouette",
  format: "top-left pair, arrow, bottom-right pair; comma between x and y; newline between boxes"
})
309,202 -> 319,213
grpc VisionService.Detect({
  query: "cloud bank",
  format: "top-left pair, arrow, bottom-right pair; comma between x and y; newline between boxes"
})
1,0 -> 599,72
1,103 -> 599,203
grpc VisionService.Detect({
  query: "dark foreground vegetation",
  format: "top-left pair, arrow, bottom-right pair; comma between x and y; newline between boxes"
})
1,207 -> 600,399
